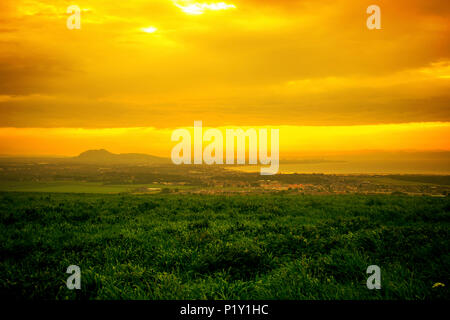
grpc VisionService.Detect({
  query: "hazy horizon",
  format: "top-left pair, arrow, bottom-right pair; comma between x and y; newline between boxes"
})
1,148 -> 448,175
1,148 -> 450,158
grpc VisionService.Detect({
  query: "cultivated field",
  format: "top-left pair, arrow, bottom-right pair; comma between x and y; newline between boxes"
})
0,181 -> 192,194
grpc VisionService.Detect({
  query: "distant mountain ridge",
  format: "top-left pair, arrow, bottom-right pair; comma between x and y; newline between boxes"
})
74,149 -> 169,164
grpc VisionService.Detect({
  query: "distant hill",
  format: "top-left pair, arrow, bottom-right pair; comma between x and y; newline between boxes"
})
73,149 -> 169,164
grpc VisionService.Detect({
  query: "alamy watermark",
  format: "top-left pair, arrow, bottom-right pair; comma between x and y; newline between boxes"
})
367,5 -> 381,30
66,5 -> 81,30
66,265 -> 81,289
366,265 -> 381,289
171,121 -> 279,175
66,4 -> 381,30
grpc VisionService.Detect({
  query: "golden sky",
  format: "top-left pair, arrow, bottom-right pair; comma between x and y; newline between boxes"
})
0,0 -> 449,156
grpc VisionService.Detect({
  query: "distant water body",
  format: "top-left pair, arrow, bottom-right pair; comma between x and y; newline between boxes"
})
228,157 -> 450,175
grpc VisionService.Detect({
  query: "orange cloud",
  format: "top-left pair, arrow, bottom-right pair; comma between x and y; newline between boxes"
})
0,0 -> 448,155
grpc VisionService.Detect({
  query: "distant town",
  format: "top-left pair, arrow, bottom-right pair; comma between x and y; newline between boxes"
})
0,150 -> 448,196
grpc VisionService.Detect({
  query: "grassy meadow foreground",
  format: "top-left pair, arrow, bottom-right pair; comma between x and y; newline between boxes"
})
1,192 -> 449,300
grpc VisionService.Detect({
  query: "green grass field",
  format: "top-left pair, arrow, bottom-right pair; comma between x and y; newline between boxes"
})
0,181 -> 191,193
1,192 -> 449,300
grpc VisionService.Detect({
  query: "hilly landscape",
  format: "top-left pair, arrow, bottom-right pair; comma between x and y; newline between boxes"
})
73,149 -> 169,165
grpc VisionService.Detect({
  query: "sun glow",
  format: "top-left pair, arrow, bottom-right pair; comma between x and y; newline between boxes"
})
141,26 -> 157,33
1,0 -> 449,158
173,1 -> 236,15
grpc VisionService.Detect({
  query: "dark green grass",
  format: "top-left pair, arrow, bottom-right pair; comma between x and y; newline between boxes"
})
0,192 -> 449,300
